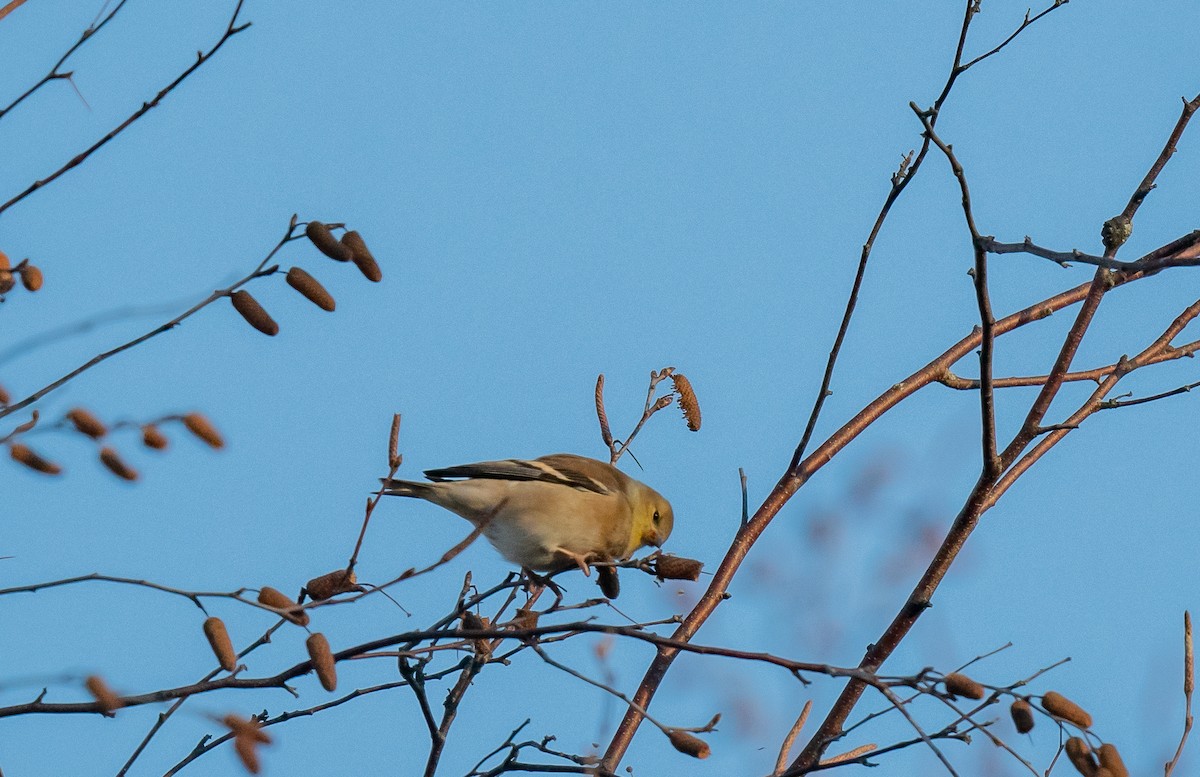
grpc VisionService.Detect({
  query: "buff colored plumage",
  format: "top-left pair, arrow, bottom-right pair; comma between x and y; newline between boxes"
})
381,454 -> 673,573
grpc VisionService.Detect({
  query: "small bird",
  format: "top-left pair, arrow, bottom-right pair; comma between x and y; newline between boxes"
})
380,453 -> 674,574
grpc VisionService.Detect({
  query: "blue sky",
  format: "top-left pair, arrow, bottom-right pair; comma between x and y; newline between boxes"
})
2,2 -> 1198,775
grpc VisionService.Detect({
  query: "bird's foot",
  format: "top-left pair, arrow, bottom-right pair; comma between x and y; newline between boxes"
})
551,547 -> 593,577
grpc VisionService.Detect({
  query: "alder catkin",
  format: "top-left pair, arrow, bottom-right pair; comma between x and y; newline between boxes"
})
652,555 -> 704,581
99,447 -> 138,481
66,407 -> 107,439
203,616 -> 238,672
597,565 -> 620,599
1010,698 -> 1035,733
1042,691 -> 1093,729
943,672 -> 985,700
257,586 -> 309,626
671,373 -> 702,431
85,675 -> 123,714
10,443 -> 62,475
285,267 -> 336,311
19,264 -> 42,291
141,424 -> 169,450
230,290 -> 279,336
182,413 -> 225,449
1097,744 -> 1128,777
305,221 -> 353,261
341,230 -> 382,282
0,251 -> 11,294
1064,736 -> 1097,776
666,730 -> 711,759
306,632 -> 337,691
304,568 -> 360,601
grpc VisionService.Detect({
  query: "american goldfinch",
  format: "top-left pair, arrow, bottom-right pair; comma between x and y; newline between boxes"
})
381,454 -> 674,573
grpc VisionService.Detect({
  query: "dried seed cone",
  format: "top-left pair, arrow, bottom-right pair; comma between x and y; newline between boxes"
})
943,672 -> 985,700
305,221 -> 353,261
85,675 -> 123,714
1097,744 -> 1129,777
285,267 -> 336,311
1042,691 -> 1093,729
67,407 -> 107,439
19,264 -> 43,291
10,443 -> 62,475
1010,698 -> 1035,734
183,413 -> 224,449
1065,736 -> 1097,776
597,565 -> 620,599
511,607 -> 539,631
141,424 -> 169,450
671,373 -> 702,431
257,586 -> 309,626
652,555 -> 704,581
203,617 -> 238,672
304,568 -> 360,601
19,264 -> 42,291
666,729 -> 711,760
230,290 -> 279,336
342,231 -> 382,282
99,447 -> 138,481
306,632 -> 337,691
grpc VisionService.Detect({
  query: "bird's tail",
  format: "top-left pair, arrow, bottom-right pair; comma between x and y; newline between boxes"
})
379,478 -> 436,498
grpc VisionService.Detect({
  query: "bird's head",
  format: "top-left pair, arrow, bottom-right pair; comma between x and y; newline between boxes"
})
629,484 -> 674,554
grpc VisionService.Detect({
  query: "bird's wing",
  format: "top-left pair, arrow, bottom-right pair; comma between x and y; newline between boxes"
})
423,454 -> 620,496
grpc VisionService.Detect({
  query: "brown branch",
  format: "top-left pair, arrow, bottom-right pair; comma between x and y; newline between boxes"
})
911,102 -> 999,475
0,0 -> 250,216
0,215 -> 296,422
0,0 -> 130,119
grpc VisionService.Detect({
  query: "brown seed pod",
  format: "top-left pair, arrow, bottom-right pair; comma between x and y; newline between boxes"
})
1097,744 -> 1129,777
652,555 -> 704,581
285,267 -> 336,311
19,264 -> 43,292
304,568 -> 361,601
203,617 -> 238,672
306,632 -> 337,691
0,272 -> 12,294
1065,736 -> 1098,776
1010,697 -> 1035,734
597,565 -> 620,599
182,413 -> 224,449
10,443 -> 62,475
230,290 -> 279,336
1042,691 -> 1093,729
85,675 -> 123,715
305,221 -> 353,262
671,373 -> 702,431
141,424 -> 169,450
341,231 -> 382,282
99,447 -> 138,481
0,383 -> 9,405
223,714 -> 272,743
943,672 -> 985,700
666,729 -> 711,759
594,374 -> 613,447
66,407 -> 107,439
257,587 -> 309,626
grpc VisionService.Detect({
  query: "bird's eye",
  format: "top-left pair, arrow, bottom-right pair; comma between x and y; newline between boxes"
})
652,510 -> 661,524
